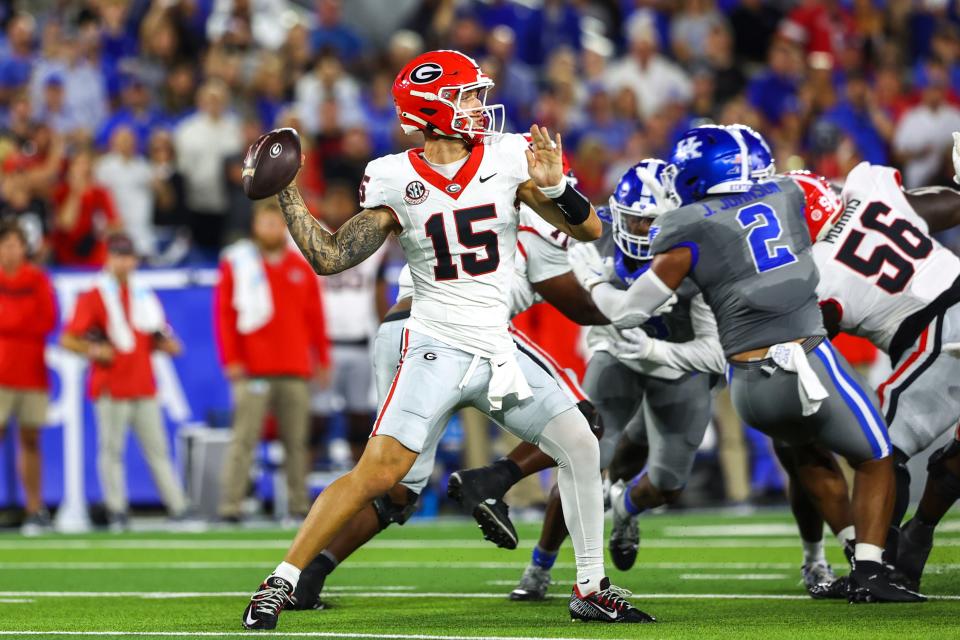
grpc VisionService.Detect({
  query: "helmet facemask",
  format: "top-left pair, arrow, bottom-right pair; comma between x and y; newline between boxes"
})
439,80 -> 504,142
611,166 -> 679,261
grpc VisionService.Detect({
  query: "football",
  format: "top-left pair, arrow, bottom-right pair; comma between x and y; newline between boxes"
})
241,127 -> 302,200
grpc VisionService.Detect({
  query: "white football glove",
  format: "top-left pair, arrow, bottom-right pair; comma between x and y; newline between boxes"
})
653,293 -> 678,316
568,242 -> 614,290
613,327 -> 653,361
952,132 -> 960,186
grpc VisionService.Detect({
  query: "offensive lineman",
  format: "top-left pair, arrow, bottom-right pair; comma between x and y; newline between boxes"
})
240,50 -> 652,629
576,124 -> 922,603
799,159 -> 960,590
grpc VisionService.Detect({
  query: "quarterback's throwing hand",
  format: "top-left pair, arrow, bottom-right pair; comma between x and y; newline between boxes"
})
525,124 -> 563,189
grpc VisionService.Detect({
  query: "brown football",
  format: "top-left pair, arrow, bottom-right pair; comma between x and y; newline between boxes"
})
241,127 -> 302,200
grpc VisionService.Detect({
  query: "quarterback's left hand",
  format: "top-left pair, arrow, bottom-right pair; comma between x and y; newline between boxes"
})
614,328 -> 654,362
525,124 -> 563,189
568,242 -> 613,290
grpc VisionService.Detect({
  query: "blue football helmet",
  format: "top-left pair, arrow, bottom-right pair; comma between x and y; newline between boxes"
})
665,126 -> 754,206
609,159 -> 680,261
726,124 -> 775,179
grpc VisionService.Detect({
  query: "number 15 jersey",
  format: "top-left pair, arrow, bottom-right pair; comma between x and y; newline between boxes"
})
360,133 -> 531,357
813,162 -> 960,353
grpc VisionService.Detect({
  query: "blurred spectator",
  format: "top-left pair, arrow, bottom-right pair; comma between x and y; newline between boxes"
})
223,118 -> 263,243
702,23 -> 745,105
147,130 -> 191,265
158,62 -> 197,125
362,72 -> 402,158
893,62 -> 960,188
522,0 -> 581,67
486,25 -> 537,128
313,182 -> 388,463
96,73 -> 162,154
61,233 -> 188,530
0,222 -> 56,534
294,53 -> 363,136
251,52 -> 289,130
32,74 -> 82,136
671,0 -> 728,66
95,125 -> 157,257
606,11 -> 692,120
207,0 -> 291,51
324,126 -> 373,189
818,71 -> 892,166
310,0 -> 364,61
0,12 -> 36,111
51,148 -> 120,267
29,24 -> 108,135
746,38 -> 802,128
779,0 -> 854,68
173,80 -> 241,252
0,178 -> 50,260
447,11 -> 486,61
215,201 -> 331,521
729,0 -> 783,66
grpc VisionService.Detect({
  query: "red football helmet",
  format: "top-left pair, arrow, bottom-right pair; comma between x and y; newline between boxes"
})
393,50 -> 504,145
788,170 -> 843,242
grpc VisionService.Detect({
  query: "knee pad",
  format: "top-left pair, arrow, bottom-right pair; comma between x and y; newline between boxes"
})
372,489 -> 419,531
577,399 -> 604,441
928,438 -> 960,500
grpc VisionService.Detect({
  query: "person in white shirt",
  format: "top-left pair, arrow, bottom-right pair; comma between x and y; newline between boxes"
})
604,10 -> 693,120
893,63 -> 960,188
95,126 -> 156,257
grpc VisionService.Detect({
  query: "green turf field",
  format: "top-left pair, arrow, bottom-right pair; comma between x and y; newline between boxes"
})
0,509 -> 958,639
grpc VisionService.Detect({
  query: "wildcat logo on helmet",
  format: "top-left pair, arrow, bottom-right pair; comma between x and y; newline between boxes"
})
269,143 -> 282,158
410,62 -> 444,84
404,180 -> 429,204
674,137 -> 702,161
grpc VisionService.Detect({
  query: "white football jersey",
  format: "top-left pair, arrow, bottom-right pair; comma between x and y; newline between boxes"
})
814,162 -> 960,352
361,133 -> 531,356
396,204 -> 572,318
321,244 -> 387,342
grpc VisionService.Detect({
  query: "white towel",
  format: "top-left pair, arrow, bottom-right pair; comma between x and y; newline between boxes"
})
97,273 -> 166,354
457,352 -> 533,412
223,240 -> 274,334
765,342 -> 829,416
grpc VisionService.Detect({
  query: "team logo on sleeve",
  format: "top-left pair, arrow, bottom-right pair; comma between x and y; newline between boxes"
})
404,180 -> 429,204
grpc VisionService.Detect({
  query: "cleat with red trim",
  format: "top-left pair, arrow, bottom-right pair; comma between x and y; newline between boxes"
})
241,575 -> 294,630
569,578 -> 655,623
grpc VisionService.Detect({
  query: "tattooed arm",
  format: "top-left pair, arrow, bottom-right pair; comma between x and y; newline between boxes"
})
277,185 -> 401,275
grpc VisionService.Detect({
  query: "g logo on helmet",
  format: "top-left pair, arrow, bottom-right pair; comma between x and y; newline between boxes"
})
269,143 -> 282,158
410,62 -> 443,84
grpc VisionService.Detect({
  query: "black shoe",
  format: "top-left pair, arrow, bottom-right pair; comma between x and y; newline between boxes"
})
242,575 -> 294,629
807,575 -> 849,600
447,470 -> 518,550
569,578 -> 655,623
21,508 -> 52,536
847,560 -> 926,603
843,540 -> 855,567
287,555 -> 331,611
896,518 -> 935,592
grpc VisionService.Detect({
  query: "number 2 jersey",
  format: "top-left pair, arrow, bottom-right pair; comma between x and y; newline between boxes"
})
360,133 -> 531,357
813,162 -> 960,359
649,177 -> 825,357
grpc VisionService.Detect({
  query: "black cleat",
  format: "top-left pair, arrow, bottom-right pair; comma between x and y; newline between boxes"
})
807,575 -> 849,600
287,556 -> 329,611
847,560 -> 927,603
569,578 -> 655,623
896,518 -> 935,592
447,470 -> 518,550
242,575 -> 294,629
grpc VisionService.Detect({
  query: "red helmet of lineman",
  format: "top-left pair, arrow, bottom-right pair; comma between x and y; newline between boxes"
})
788,170 -> 843,243
393,50 -> 504,144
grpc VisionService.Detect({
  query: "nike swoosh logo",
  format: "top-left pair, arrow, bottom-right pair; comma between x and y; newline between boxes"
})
589,601 -> 619,620
244,607 -> 259,628
479,173 -> 497,183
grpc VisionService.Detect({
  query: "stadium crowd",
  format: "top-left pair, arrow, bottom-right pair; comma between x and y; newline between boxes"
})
3,0 -> 960,526
5,0 -> 960,266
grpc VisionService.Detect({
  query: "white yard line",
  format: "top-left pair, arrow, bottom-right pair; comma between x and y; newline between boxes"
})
0,633 -> 622,640
2,590 -> 959,601
679,573 -> 789,580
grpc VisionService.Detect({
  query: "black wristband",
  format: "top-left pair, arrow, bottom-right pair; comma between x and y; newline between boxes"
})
552,183 -> 591,225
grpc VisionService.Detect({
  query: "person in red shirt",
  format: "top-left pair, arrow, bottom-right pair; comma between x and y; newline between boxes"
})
60,233 -> 187,530
0,222 -> 57,534
215,200 -> 331,521
50,149 -> 122,267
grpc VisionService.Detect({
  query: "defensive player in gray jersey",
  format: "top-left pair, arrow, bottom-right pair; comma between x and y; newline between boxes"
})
579,125 -> 922,603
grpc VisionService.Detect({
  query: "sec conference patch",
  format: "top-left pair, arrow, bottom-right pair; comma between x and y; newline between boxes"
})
405,180 -> 429,205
